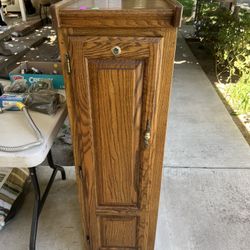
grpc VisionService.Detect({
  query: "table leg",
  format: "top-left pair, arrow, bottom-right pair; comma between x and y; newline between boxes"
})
47,150 -> 66,181
29,168 -> 40,250
29,150 -> 66,250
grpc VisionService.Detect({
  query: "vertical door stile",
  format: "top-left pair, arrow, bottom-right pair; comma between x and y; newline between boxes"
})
70,38 -> 101,249
137,38 -> 164,248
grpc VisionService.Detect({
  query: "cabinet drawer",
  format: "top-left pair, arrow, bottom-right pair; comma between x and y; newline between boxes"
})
69,36 -> 162,59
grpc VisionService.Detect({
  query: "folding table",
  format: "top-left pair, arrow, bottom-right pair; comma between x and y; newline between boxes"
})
0,104 -> 68,250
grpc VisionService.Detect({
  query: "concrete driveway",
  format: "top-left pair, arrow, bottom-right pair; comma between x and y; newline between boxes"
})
155,34 -> 250,250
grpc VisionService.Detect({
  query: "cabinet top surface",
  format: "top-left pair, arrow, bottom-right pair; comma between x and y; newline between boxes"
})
61,0 -> 176,11
54,0 -> 182,28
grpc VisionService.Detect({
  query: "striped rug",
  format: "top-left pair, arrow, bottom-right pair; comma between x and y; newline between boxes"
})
0,168 -> 29,229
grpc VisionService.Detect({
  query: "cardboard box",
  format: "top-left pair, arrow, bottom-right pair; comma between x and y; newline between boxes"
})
0,93 -> 26,111
9,61 -> 64,89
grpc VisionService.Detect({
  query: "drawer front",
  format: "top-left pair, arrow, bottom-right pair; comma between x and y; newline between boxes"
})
68,36 -> 164,249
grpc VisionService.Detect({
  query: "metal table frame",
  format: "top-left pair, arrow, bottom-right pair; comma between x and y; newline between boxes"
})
29,150 -> 66,250
0,100 -> 67,249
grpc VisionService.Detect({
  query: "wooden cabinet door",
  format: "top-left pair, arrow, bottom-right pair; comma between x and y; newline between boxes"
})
68,36 -> 164,250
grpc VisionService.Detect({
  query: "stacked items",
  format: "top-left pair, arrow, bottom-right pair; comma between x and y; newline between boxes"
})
0,77 -> 65,115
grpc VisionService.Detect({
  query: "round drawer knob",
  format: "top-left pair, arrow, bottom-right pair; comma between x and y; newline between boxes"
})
111,46 -> 121,56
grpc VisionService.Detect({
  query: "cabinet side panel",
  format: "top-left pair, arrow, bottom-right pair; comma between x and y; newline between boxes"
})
58,28 -> 90,249
148,28 -> 178,249
88,59 -> 144,207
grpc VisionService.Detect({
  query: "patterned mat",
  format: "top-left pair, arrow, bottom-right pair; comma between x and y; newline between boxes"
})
0,168 -> 29,229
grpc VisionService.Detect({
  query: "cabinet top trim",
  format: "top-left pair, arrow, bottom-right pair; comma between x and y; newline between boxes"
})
52,0 -> 183,28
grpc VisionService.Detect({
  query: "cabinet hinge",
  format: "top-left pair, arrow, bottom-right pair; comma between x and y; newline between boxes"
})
65,54 -> 71,74
86,235 -> 90,245
79,166 -> 83,180
144,120 -> 151,148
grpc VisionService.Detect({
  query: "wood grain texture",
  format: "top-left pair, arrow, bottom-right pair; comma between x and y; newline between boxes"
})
60,17 -> 172,29
147,27 -> 178,250
100,216 -> 137,247
62,0 -> 176,10
68,27 -> 169,37
55,2 -> 179,249
57,28 -> 90,250
53,0 -> 182,28
88,59 -> 143,207
68,35 -> 163,249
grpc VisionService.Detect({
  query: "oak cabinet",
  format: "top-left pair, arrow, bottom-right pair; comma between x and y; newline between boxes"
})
54,1 -> 182,249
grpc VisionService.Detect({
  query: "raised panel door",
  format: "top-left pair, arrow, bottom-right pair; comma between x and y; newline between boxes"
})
68,36 -> 163,249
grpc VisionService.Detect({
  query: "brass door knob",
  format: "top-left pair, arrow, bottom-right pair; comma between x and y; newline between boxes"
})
111,46 -> 121,56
